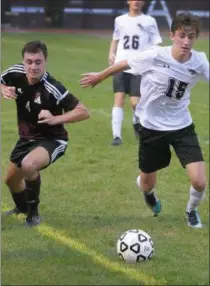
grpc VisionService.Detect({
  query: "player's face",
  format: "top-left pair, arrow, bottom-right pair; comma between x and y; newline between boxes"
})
128,0 -> 145,12
170,27 -> 197,56
23,51 -> 47,81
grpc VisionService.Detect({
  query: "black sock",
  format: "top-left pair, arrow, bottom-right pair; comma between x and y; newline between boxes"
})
11,191 -> 27,213
144,192 -> 157,207
25,175 -> 41,216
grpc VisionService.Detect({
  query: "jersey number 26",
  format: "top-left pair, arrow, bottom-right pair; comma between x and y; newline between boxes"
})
123,35 -> 139,50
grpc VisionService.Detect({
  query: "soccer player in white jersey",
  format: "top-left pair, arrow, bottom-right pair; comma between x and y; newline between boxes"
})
108,0 -> 162,145
80,13 -> 209,228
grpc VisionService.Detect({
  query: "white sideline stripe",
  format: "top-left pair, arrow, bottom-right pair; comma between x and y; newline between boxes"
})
37,224 -> 166,285
2,205 -> 166,285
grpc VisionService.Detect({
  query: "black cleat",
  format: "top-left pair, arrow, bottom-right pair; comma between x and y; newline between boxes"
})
143,193 -> 161,216
111,137 -> 122,146
3,207 -> 26,216
25,214 -> 41,227
186,210 -> 203,228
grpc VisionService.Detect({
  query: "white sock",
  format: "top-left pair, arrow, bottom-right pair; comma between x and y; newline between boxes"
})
112,107 -> 123,138
186,185 -> 206,213
136,175 -> 141,189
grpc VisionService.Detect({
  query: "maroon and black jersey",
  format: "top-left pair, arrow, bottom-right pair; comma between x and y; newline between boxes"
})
1,64 -> 79,140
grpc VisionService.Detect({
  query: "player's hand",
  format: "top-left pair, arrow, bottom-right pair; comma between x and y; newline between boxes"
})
38,110 -> 56,125
109,53 -> 116,65
1,86 -> 17,100
80,72 -> 101,88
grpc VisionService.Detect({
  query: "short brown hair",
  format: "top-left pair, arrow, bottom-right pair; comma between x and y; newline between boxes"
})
171,12 -> 201,37
22,41 -> 48,59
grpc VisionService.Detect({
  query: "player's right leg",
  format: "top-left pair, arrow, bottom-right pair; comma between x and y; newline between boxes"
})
4,161 -> 27,215
136,172 -> 161,216
3,139 -> 33,215
136,127 -> 171,215
112,72 -> 127,146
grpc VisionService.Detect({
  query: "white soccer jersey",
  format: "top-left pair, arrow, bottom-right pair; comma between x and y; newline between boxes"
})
113,13 -> 162,73
127,46 -> 209,131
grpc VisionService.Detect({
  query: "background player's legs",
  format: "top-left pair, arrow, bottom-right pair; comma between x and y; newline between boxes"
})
129,96 -> 140,138
4,162 -> 27,214
20,146 -> 50,226
111,92 -> 125,145
185,161 -> 206,228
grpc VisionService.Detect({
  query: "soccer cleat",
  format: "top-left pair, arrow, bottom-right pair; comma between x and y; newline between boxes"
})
133,122 -> 140,139
186,209 -> 203,228
25,214 -> 41,227
144,194 -> 161,216
3,207 -> 26,216
111,137 -> 122,146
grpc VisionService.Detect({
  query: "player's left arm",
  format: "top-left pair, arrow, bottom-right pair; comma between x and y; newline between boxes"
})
38,84 -> 90,125
149,18 -> 163,46
200,54 -> 209,83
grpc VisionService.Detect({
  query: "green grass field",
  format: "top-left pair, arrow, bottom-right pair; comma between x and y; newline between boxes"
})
1,32 -> 209,286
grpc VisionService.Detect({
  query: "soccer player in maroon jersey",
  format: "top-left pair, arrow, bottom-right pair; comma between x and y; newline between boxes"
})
1,40 -> 90,227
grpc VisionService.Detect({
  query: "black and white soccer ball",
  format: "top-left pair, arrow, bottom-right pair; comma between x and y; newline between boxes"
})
116,229 -> 154,263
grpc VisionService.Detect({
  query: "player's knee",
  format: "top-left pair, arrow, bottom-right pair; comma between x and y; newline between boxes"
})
4,174 -> 21,190
114,94 -> 125,107
191,178 -> 207,192
21,159 -> 37,175
4,174 -> 13,187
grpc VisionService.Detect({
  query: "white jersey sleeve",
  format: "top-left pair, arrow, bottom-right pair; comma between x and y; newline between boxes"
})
112,18 -> 120,41
200,52 -> 209,82
127,47 -> 160,75
149,18 -> 163,46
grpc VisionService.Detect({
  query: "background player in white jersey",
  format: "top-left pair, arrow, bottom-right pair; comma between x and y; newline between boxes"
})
80,13 -> 209,228
108,0 -> 162,145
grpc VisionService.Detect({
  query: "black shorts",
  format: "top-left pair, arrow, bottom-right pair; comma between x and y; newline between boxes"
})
138,123 -> 204,173
113,72 -> 141,97
10,138 -> 68,168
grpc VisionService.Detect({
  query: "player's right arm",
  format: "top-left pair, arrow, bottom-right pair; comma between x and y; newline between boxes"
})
0,84 -> 17,99
80,60 -> 129,88
108,39 -> 119,65
80,48 -> 158,88
1,64 -> 23,99
108,17 -> 120,65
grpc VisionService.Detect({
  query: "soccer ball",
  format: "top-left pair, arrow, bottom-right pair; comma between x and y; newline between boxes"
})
116,229 -> 154,263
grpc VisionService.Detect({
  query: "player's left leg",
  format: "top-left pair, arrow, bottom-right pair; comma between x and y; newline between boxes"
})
129,74 -> 141,138
185,162 -> 206,228
20,146 -> 50,226
4,161 -> 27,215
129,96 -> 140,138
172,123 -> 206,228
